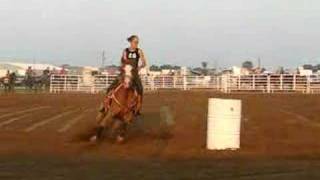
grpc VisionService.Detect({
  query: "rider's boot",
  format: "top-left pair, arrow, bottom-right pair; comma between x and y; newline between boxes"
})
98,103 -> 105,113
135,95 -> 143,116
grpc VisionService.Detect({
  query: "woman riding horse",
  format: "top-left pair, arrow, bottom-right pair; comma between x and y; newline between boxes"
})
101,35 -> 147,115
92,35 -> 147,142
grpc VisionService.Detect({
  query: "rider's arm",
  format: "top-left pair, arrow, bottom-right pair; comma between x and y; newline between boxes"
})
139,49 -> 147,70
121,49 -> 130,65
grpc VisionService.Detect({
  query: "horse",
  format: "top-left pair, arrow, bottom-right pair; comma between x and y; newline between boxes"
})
35,74 -> 51,91
0,77 -> 6,89
24,75 -> 35,90
0,74 -> 15,93
90,64 -> 141,143
24,74 -> 51,91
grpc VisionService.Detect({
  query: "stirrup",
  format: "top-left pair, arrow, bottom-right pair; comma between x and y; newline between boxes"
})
99,107 -> 105,113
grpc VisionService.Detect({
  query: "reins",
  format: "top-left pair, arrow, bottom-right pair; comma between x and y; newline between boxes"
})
107,83 -> 138,112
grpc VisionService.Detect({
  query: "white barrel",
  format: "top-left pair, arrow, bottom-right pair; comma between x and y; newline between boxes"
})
207,98 -> 242,150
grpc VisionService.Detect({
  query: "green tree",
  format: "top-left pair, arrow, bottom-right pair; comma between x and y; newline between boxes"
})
150,65 -> 161,71
303,64 -> 313,70
201,61 -> 208,69
201,61 -> 208,75
242,61 -> 253,69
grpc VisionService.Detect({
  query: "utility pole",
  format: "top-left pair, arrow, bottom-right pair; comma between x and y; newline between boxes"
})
214,59 -> 219,74
33,56 -> 36,69
101,50 -> 106,68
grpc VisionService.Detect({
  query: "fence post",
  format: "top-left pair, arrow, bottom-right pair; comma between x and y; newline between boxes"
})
280,74 -> 283,91
196,76 -> 199,88
252,75 -> 255,90
238,75 -> 241,90
91,76 -> 95,94
173,76 -> 176,88
219,76 -> 222,91
307,75 -> 311,94
49,75 -> 53,93
293,74 -> 296,91
216,76 -> 220,90
221,74 -> 229,93
77,75 -> 80,91
64,75 -> 67,92
267,75 -> 271,93
106,74 -> 109,89
183,75 -> 187,90
151,76 -> 155,90
162,76 -> 165,88
148,75 -> 155,90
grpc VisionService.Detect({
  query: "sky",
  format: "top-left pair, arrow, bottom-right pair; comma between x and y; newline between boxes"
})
0,0 -> 320,69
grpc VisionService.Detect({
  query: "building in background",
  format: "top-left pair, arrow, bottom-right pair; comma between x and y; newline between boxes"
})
298,66 -> 314,76
65,65 -> 99,76
0,63 -> 25,77
0,62 -> 61,77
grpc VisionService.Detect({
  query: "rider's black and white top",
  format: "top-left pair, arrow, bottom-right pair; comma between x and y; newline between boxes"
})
122,48 -> 141,70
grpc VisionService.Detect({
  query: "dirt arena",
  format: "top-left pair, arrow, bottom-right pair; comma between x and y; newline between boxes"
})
1,91 -> 320,179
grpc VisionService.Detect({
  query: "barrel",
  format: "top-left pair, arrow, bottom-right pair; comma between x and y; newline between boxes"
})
207,98 -> 242,150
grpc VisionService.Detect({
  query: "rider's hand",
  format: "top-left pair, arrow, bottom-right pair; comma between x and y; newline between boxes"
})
122,59 -> 131,64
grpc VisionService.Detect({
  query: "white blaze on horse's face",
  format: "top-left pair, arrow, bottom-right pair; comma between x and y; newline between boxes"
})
123,64 -> 133,88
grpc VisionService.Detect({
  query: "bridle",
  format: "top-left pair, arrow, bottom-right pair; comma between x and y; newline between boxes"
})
121,64 -> 134,88
106,64 -> 138,112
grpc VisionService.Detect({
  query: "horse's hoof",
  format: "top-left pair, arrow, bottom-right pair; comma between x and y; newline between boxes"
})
90,136 -> 97,142
116,136 -> 125,144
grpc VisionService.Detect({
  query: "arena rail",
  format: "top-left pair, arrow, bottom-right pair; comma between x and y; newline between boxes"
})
49,74 -> 320,94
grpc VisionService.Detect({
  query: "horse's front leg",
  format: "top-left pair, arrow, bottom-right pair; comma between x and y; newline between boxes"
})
113,113 -> 134,143
109,119 -> 128,143
95,103 -> 106,125
116,122 -> 129,144
91,111 -> 114,142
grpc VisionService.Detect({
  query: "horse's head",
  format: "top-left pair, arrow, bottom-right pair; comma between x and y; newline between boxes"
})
121,64 -> 133,88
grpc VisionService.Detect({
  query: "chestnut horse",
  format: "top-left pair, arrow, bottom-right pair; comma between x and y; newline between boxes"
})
90,64 -> 141,143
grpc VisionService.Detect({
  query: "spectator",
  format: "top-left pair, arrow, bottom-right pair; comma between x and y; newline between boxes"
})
43,67 -> 50,76
59,67 -> 66,75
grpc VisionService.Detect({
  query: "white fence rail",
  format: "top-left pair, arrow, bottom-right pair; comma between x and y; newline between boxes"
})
50,74 -> 320,94
221,74 -> 320,94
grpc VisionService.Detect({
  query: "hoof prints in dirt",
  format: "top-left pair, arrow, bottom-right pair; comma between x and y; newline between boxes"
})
69,113 -> 174,152
0,106 -> 94,134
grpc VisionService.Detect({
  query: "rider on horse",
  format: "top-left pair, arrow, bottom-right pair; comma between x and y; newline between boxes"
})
101,35 -> 147,115
43,67 -> 51,76
25,66 -> 35,90
25,66 -> 34,78
3,70 -> 10,92
3,70 -> 16,92
91,35 -> 148,142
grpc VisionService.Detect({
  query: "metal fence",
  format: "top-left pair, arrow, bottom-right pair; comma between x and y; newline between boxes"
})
222,74 -> 320,94
50,74 -> 320,94
49,74 -> 220,93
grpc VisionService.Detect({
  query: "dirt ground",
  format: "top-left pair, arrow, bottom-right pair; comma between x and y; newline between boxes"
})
1,90 -> 320,179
